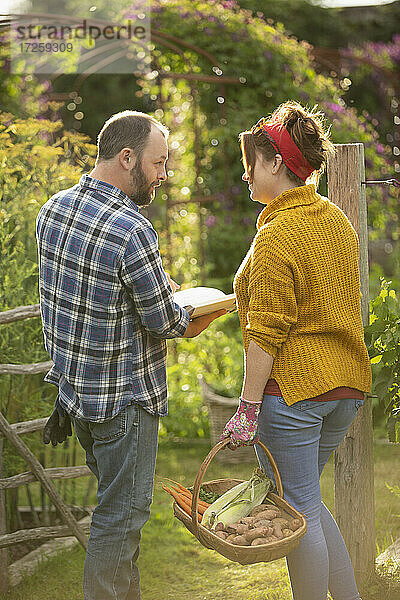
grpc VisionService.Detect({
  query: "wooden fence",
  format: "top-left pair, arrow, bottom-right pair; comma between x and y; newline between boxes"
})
0,305 -> 91,594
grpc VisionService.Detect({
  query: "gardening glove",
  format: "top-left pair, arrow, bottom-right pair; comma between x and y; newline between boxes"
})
43,396 -> 72,447
219,397 -> 261,449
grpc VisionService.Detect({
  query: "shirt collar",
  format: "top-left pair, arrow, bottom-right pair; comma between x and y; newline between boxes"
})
256,184 -> 318,230
79,173 -> 139,212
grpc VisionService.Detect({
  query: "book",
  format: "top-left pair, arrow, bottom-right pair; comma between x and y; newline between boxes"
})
173,286 -> 237,318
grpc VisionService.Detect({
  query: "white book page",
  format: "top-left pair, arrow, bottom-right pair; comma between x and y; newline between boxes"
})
174,287 -> 227,308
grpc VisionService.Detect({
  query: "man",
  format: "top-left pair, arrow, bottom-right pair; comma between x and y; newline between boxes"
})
36,110 -> 224,600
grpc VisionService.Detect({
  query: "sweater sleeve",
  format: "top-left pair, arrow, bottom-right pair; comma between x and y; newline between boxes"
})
246,226 -> 298,357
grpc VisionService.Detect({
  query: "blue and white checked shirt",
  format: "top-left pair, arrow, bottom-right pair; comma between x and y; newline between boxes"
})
36,174 -> 189,422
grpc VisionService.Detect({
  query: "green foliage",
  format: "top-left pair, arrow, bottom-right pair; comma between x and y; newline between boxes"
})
365,279 -> 400,443
0,110 -> 96,477
163,313 -> 243,439
239,0 -> 400,47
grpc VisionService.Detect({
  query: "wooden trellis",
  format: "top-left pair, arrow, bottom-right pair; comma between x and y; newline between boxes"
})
0,305 -> 91,594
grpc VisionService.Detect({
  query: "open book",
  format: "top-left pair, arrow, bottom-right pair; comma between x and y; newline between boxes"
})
173,287 -> 237,318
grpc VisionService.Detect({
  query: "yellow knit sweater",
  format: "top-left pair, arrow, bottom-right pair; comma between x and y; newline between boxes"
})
234,184 -> 372,405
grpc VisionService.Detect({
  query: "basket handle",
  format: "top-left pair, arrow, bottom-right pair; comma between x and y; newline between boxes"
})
190,438 -> 284,537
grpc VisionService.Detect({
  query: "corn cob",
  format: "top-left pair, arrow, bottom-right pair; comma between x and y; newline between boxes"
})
202,468 -> 273,530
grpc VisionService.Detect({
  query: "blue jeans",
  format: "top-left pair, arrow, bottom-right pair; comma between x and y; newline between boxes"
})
72,403 -> 159,600
255,394 -> 364,600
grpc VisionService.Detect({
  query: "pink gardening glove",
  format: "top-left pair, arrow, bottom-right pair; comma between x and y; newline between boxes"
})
219,398 -> 261,449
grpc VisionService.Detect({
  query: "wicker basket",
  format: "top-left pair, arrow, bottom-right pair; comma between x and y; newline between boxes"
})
173,438 -> 307,565
200,377 -> 256,464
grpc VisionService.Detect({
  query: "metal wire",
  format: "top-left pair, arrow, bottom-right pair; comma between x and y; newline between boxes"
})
362,178 -> 400,188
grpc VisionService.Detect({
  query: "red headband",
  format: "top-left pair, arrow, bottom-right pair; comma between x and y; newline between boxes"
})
259,121 -> 314,182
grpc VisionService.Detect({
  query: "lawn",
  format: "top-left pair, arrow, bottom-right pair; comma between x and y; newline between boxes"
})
1,437 -> 399,600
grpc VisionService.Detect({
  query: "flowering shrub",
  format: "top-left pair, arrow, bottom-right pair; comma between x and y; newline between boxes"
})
0,111 -> 96,434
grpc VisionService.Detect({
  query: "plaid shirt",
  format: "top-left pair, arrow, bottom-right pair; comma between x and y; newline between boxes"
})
36,174 -> 189,422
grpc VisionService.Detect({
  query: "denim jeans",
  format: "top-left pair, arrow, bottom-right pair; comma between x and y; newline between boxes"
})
255,394 -> 364,600
72,403 -> 159,600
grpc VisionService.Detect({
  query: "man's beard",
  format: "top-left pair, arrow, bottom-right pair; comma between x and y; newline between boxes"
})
129,160 -> 158,207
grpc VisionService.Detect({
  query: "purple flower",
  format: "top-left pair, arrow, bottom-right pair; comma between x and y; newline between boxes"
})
264,51 -> 272,60
325,102 -> 345,114
221,0 -> 238,8
205,215 -> 218,227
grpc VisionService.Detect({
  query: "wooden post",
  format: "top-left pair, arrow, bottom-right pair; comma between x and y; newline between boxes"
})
327,143 -> 375,586
0,438 -> 9,593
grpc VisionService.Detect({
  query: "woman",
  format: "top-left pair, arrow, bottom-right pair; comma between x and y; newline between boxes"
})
220,101 -> 371,600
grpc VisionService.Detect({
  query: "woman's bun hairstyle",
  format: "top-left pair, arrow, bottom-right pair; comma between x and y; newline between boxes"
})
240,101 -> 335,187
272,101 -> 335,185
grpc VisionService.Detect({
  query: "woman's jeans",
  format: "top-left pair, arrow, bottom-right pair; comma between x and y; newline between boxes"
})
72,403 -> 159,600
255,394 -> 364,600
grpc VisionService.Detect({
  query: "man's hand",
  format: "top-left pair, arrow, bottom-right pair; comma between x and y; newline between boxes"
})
219,397 -> 261,449
182,309 -> 227,338
43,398 -> 73,447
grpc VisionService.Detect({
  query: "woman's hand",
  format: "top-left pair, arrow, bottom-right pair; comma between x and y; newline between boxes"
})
183,309 -> 226,338
165,272 -> 180,293
219,397 -> 261,449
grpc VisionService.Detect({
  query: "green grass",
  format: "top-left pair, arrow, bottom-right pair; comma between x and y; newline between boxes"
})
1,438 -> 399,600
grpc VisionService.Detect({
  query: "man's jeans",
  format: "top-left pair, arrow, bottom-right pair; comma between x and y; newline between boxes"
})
256,394 -> 364,600
72,403 -> 159,600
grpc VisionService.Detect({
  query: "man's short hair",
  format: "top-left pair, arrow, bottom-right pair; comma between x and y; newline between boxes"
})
97,110 -> 169,162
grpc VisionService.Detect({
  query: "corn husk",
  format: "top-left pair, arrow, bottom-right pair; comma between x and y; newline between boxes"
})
201,468 -> 273,530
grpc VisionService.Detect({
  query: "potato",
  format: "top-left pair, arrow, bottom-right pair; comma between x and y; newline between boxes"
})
214,530 -> 228,540
273,524 -> 284,539
252,519 -> 271,529
225,534 -> 237,543
271,517 -> 290,528
225,523 -> 239,534
282,528 -> 293,538
236,523 -> 249,535
263,503 -> 279,511
250,504 -> 270,517
231,535 -> 248,546
244,527 -> 271,543
255,510 -> 280,521
251,537 -> 269,546
225,521 -> 245,534
240,516 -> 255,526
215,522 -> 225,532
289,518 -> 302,531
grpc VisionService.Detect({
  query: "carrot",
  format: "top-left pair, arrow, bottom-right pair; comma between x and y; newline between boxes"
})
162,485 -> 202,522
170,485 -> 210,510
161,478 -> 210,507
162,478 -> 190,492
169,487 -> 208,514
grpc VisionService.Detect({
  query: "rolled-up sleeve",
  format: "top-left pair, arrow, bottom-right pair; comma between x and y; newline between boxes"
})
119,225 -> 189,338
246,227 -> 298,357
